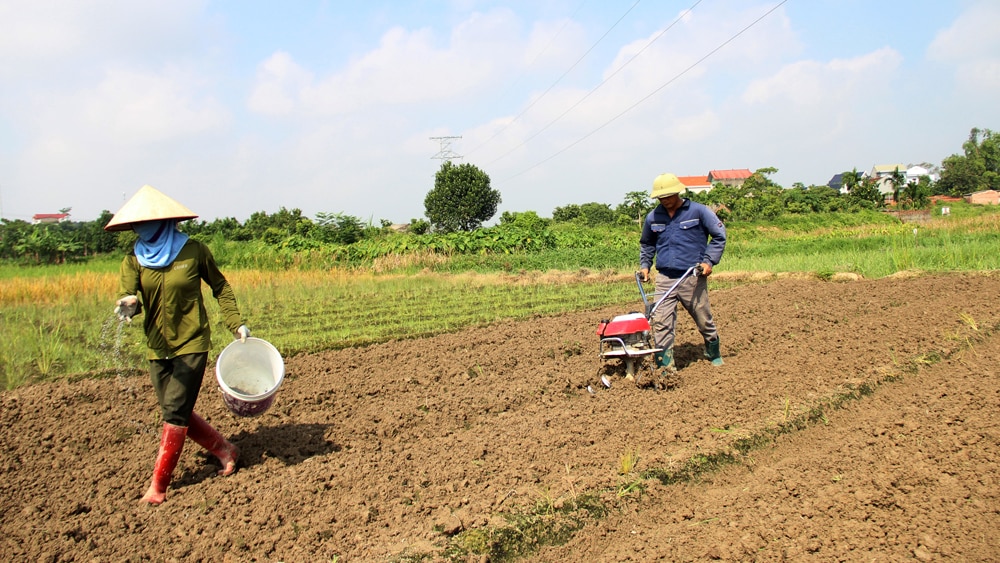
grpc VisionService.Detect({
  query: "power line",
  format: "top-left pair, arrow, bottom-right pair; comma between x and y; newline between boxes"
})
465,0 -> 643,158
485,0 -> 704,168
502,0 -> 790,182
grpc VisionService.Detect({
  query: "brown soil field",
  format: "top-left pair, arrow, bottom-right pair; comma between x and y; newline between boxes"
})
1,273 -> 999,562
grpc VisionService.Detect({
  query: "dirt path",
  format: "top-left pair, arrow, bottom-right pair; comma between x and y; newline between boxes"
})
1,273 -> 998,562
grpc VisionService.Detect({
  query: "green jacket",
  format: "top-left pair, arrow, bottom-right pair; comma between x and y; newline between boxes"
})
118,240 -> 244,360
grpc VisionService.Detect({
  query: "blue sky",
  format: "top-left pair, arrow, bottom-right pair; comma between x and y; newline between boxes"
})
1,0 -> 998,224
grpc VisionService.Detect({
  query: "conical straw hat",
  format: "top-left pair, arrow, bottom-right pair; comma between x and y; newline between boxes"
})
104,185 -> 198,231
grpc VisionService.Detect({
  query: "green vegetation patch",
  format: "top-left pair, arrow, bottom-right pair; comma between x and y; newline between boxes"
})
444,494 -> 607,562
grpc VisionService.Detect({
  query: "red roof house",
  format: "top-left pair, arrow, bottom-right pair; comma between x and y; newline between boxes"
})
707,169 -> 753,187
677,175 -> 711,194
32,213 -> 70,224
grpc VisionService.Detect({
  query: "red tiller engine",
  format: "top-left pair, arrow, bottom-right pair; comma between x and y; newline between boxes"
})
597,312 -> 659,362
593,268 -> 698,387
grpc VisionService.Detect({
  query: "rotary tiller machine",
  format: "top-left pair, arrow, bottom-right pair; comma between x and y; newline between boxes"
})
595,266 -> 699,388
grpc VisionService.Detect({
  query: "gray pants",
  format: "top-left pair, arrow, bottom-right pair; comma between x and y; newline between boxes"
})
650,272 -> 718,351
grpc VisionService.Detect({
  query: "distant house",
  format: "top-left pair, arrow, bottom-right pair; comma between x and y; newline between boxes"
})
869,164 -> 907,197
677,175 -> 711,194
966,190 -> 1000,205
32,213 -> 70,224
905,165 -> 939,185
707,169 -> 752,188
827,173 -> 845,192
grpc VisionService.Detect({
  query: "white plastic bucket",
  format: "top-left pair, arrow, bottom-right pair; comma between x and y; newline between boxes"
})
215,337 -> 284,417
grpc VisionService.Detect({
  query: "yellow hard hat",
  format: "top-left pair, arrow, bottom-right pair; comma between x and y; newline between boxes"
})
650,173 -> 685,198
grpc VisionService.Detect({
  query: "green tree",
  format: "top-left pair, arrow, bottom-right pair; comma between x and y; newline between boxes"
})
315,212 -> 365,244
408,218 -> 430,235
424,161 -> 500,232
577,202 -> 616,224
781,184 -> 841,214
616,190 -> 653,224
0,219 -> 33,260
184,217 -> 236,238
847,175 -> 885,209
938,127 -> 1000,196
14,223 -> 73,264
551,203 -> 581,222
705,167 -> 784,221
898,176 -> 933,210
79,210 -> 119,254
244,207 -> 315,240
840,168 -> 862,193
499,210 -> 551,230
888,166 -> 906,204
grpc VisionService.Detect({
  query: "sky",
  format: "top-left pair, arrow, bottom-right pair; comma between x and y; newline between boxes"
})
1,0 -> 999,225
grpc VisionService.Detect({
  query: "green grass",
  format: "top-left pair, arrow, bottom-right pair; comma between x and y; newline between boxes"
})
2,204 -> 998,389
0,255 -> 121,279
0,270 -> 639,388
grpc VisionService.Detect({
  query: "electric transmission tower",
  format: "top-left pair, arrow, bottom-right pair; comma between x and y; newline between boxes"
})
430,136 -> 463,163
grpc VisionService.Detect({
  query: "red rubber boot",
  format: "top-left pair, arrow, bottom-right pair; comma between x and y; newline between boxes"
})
140,422 -> 187,505
187,412 -> 240,476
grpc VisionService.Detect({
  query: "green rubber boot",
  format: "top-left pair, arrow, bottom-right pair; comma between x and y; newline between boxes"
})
704,338 -> 724,366
654,349 -> 677,374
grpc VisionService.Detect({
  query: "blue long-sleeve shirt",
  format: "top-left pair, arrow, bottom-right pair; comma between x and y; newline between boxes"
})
639,199 -> 726,277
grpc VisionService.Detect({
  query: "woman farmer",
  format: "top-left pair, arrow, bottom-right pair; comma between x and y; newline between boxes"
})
105,185 -> 249,505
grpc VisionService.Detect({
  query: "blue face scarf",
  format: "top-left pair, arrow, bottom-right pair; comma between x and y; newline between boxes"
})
133,220 -> 190,268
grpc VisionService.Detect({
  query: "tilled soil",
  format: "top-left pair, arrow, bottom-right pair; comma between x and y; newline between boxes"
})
1,272 -> 998,562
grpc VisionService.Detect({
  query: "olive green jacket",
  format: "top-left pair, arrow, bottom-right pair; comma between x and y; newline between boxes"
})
118,240 -> 243,360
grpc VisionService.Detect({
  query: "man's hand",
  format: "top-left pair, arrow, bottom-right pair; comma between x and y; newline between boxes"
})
114,296 -> 139,323
698,262 -> 713,276
639,268 -> 650,283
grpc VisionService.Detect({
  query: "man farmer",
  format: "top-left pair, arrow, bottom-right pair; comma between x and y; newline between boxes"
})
639,172 -> 727,377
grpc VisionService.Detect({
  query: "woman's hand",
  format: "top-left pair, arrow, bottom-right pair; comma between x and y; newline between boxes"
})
114,296 -> 139,322
235,325 -> 251,342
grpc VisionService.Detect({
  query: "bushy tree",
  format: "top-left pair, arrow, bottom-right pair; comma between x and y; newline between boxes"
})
424,161 -> 500,232
840,168 -> 863,194
408,218 -> 430,235
847,176 -> 885,209
552,202 -> 617,224
244,207 -> 315,240
897,176 -> 933,210
315,212 -> 365,244
499,210 -> 551,230
616,191 -> 654,224
939,128 -> 1000,196
781,184 -> 842,214
551,203 -> 581,222
702,167 -> 785,221
80,210 -> 120,254
183,217 -> 245,240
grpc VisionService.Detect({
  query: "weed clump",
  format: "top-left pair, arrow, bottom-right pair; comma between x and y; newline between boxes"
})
444,494 -> 606,562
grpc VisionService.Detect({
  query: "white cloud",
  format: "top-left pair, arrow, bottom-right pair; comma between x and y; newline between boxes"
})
524,17 -> 586,69
247,52 -> 314,116
928,2 -> 1000,93
742,47 -> 903,106
928,2 -> 1000,61
79,66 -> 230,143
0,0 -> 207,77
954,59 -> 1000,94
247,9 -> 541,118
3,1 -> 997,224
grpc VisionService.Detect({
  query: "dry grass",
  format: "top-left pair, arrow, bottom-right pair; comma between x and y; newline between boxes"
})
0,272 -> 117,306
